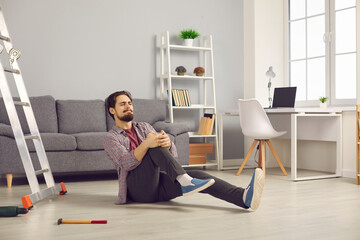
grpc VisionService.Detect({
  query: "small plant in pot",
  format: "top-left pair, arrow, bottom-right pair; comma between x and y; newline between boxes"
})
319,96 -> 328,108
175,66 -> 187,76
193,67 -> 205,76
179,29 -> 200,47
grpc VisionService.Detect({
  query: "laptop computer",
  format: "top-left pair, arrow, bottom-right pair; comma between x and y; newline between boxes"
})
270,87 -> 297,108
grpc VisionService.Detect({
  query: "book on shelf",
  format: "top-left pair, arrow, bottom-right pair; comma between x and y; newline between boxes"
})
182,90 -> 188,106
197,117 -> 207,135
179,90 -> 185,106
197,113 -> 215,135
170,89 -> 191,107
171,89 -> 178,106
185,90 -> 191,106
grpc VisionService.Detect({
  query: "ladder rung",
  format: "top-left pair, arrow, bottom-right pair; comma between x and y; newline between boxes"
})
14,101 -> 30,107
0,34 -> 10,41
4,67 -> 20,74
35,169 -> 49,175
24,135 -> 40,140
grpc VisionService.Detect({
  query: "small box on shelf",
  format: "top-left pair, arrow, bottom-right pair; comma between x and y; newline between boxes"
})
189,143 -> 214,165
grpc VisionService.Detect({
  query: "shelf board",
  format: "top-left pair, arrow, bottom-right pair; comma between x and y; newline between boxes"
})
161,74 -> 213,80
161,44 -> 212,51
172,104 -> 215,109
182,163 -> 218,168
188,132 -> 216,138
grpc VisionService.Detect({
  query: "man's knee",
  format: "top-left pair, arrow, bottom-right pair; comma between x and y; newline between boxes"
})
148,147 -> 172,160
148,146 -> 168,154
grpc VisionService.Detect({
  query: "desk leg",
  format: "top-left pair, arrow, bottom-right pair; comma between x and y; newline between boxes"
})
291,114 -> 297,181
336,115 -> 342,176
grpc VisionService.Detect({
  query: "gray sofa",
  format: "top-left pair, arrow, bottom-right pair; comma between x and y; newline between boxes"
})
0,95 -> 189,186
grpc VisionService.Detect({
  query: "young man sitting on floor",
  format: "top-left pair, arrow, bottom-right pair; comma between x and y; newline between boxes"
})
104,90 -> 265,210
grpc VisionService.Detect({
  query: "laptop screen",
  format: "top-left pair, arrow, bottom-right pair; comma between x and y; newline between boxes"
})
272,87 -> 297,108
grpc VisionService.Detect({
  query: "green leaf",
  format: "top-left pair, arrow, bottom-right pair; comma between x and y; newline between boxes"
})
179,29 -> 200,39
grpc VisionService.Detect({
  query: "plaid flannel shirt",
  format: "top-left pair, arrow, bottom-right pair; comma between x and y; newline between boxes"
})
103,122 -> 178,204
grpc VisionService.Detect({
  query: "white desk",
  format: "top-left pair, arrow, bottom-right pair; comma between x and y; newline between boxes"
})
218,107 -> 343,181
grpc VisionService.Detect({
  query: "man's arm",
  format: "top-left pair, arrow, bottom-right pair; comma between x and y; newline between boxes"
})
134,131 -> 159,161
137,122 -> 178,159
104,133 -> 141,171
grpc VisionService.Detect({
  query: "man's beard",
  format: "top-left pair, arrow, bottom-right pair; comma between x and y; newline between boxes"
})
118,112 -> 133,122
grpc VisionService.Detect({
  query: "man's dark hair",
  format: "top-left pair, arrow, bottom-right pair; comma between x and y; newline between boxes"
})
106,90 -> 133,120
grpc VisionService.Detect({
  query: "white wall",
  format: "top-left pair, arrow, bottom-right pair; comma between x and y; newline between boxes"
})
254,0 -> 285,105
242,0 -> 285,165
243,0 -> 285,104
0,0 -> 245,159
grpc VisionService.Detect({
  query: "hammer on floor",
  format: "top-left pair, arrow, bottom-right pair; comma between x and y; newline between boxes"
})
57,218 -> 107,225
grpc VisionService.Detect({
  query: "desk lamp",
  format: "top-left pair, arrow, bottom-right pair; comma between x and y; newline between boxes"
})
266,66 -> 276,108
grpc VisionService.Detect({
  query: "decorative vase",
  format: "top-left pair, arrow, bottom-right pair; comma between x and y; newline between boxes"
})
183,39 -> 193,47
319,102 -> 327,108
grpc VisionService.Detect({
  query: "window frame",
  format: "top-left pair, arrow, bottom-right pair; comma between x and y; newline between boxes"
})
285,0 -> 357,107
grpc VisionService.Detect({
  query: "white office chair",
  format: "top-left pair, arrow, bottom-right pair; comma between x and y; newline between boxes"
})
236,99 -> 288,176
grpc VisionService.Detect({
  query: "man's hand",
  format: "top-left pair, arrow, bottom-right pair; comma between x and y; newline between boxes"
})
145,131 -> 159,149
157,130 -> 171,149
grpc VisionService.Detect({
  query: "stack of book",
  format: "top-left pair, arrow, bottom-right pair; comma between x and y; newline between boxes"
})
171,89 -> 191,107
189,143 -> 214,165
197,113 -> 215,135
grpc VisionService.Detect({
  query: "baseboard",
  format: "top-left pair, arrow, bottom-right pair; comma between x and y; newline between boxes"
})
342,169 -> 357,179
222,158 -> 257,168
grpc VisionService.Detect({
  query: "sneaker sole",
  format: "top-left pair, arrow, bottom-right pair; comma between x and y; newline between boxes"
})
250,168 -> 265,210
183,179 -> 215,196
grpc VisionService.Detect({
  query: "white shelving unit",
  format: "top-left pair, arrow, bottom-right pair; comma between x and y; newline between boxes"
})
356,105 -> 360,185
159,31 -> 219,168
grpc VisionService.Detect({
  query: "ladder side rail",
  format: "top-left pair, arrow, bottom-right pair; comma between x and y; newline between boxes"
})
0,6 -> 67,208
0,9 -> 12,54
10,60 -> 56,188
0,63 -> 41,194
0,11 -> 56,189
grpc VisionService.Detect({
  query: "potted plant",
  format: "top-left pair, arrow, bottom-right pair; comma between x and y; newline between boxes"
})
175,66 -> 187,76
319,96 -> 328,108
193,67 -> 205,76
179,29 -> 200,47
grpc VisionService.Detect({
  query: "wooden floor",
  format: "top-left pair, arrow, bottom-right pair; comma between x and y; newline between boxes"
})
1,168 -> 360,240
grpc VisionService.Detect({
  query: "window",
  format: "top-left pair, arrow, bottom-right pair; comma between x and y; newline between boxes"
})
287,0 -> 356,105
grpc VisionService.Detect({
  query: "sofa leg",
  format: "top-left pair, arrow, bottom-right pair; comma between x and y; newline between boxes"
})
6,174 -> 13,188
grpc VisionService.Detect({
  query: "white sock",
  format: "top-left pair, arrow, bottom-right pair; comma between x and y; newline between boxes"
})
243,185 -> 250,203
176,174 -> 194,186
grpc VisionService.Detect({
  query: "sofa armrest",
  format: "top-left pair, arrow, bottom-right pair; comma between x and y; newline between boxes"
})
0,123 -> 14,138
152,121 -> 189,136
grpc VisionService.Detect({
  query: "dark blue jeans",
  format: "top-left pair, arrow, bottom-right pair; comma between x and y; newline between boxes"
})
126,147 -> 247,208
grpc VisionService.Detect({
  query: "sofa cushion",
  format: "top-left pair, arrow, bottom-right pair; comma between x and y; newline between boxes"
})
26,133 -> 77,152
106,98 -> 167,131
0,95 -> 58,134
57,99 -> 106,134
152,121 -> 190,136
0,123 -> 14,138
72,132 -> 107,150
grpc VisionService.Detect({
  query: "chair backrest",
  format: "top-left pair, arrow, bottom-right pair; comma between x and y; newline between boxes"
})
237,99 -> 277,139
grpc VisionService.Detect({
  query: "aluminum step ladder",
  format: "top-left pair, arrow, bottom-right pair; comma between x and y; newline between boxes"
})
0,6 -> 67,209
